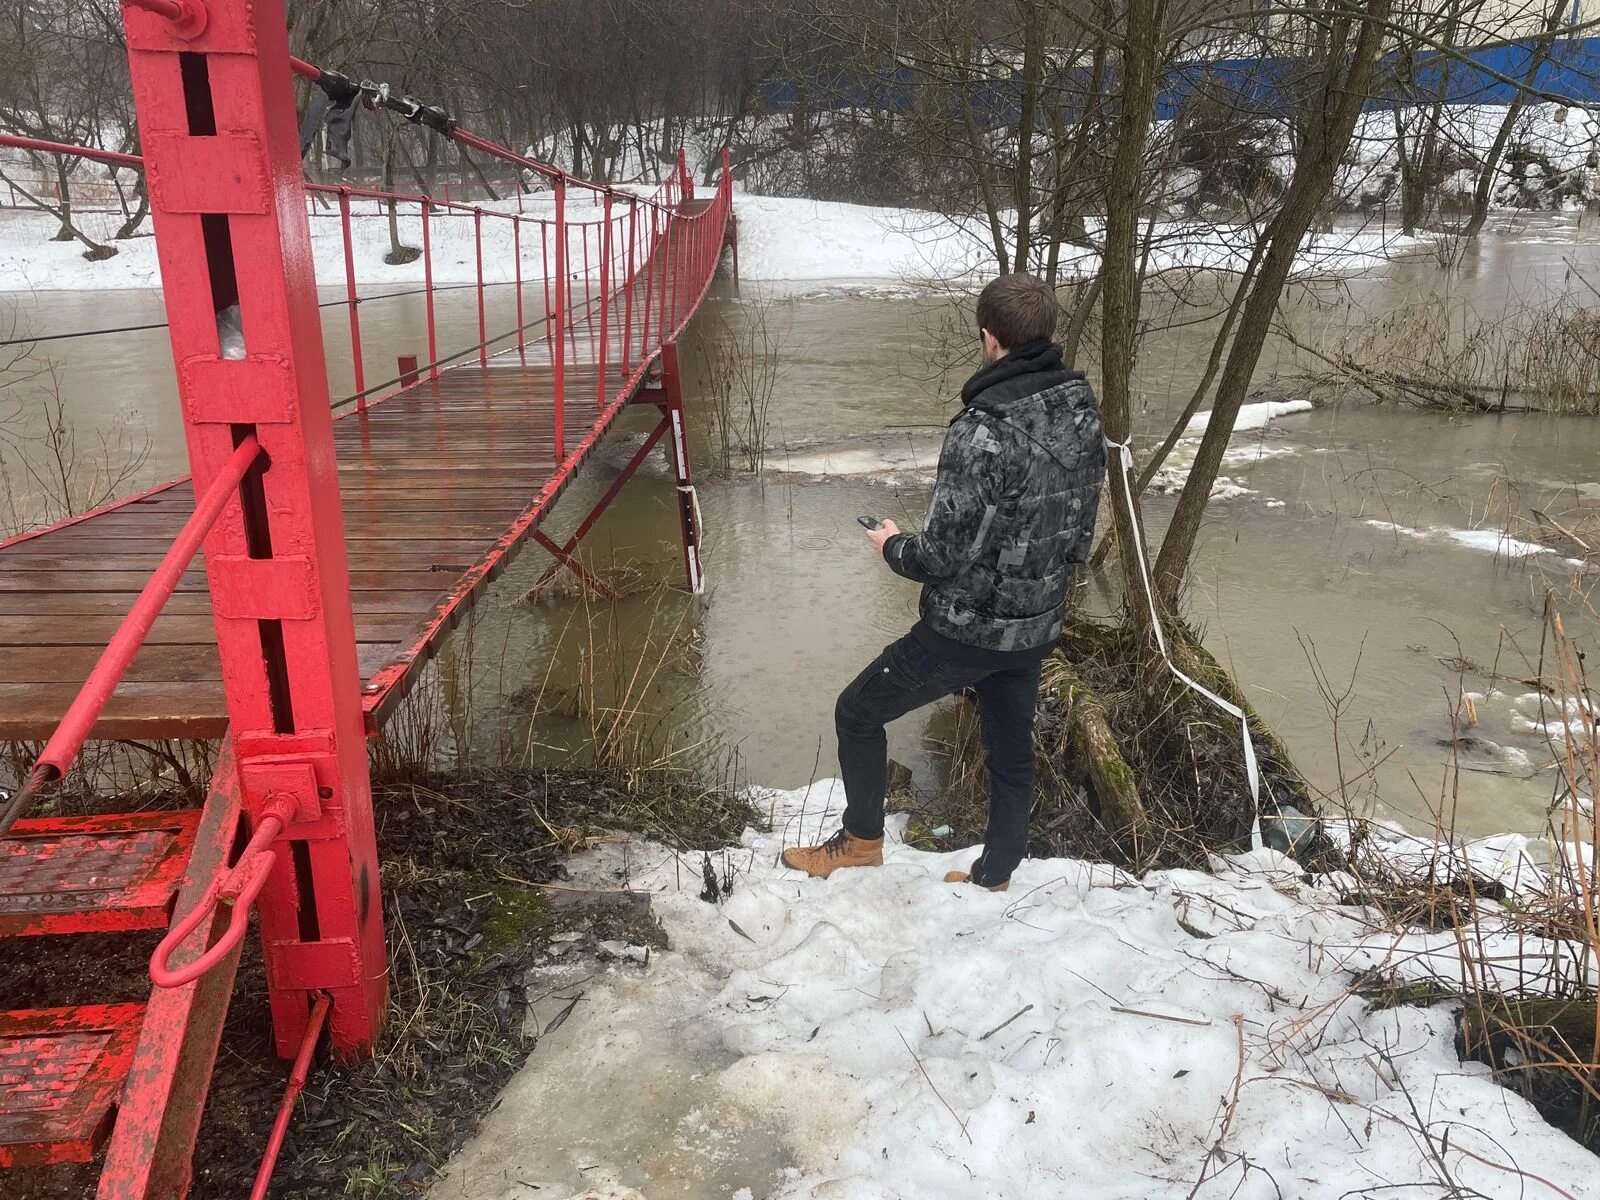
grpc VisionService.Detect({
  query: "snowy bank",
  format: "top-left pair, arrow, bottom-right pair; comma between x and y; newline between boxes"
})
0,191 -> 1421,292
440,780 -> 1599,1200
733,196 -> 1421,285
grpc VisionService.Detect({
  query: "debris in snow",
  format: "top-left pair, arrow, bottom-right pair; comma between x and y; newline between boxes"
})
594,939 -> 649,964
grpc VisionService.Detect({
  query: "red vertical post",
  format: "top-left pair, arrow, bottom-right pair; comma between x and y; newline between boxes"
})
553,179 -> 567,460
540,222 -> 553,351
622,197 -> 636,378
338,188 -> 366,404
581,221 -> 592,316
661,341 -> 703,594
422,199 -> 438,380
722,147 -> 738,291
474,207 -> 487,366
657,213 -> 671,343
668,214 -> 681,333
679,148 -> 694,203
120,0 -> 386,1061
639,207 -> 655,362
514,218 -> 526,361
597,192 -> 612,407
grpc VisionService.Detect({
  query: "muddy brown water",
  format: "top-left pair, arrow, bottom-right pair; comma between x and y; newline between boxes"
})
3,213 -> 1599,841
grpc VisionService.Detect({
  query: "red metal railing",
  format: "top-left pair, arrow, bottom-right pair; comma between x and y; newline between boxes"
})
0,435 -> 262,836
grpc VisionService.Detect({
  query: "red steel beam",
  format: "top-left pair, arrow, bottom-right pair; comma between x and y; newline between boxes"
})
120,0 -> 387,1058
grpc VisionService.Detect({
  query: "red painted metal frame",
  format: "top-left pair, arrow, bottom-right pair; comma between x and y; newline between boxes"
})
0,18 -> 734,1188
120,0 -> 386,1060
97,748 -> 247,1200
0,1003 -> 145,1167
0,810 -> 200,936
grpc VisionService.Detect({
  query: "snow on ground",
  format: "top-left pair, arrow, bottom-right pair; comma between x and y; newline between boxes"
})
0,191 -> 601,293
0,188 -> 1417,292
732,196 -> 1420,285
439,780 -> 1599,1200
1340,102 -> 1600,210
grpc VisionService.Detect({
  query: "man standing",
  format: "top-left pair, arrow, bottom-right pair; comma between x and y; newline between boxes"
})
783,273 -> 1106,892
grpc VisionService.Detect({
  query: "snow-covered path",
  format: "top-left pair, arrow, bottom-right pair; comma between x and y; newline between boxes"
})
436,781 -> 1597,1200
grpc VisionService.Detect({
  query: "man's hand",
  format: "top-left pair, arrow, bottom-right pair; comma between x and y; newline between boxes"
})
866,519 -> 900,553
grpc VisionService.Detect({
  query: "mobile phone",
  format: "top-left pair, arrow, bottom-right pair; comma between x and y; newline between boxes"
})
857,516 -> 884,531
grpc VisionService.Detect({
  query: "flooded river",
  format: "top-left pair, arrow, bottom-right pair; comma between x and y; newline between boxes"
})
3,214 -> 1598,840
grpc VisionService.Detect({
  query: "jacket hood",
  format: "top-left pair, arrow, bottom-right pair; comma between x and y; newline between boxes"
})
961,339 -> 1085,412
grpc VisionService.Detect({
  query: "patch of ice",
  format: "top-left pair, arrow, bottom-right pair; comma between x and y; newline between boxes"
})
1367,519 -> 1556,560
1185,398 -> 1313,437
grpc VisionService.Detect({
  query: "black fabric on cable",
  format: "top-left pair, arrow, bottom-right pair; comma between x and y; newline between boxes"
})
298,69 -> 362,167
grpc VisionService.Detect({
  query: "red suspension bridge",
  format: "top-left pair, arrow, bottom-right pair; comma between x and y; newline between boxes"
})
0,0 -> 735,1194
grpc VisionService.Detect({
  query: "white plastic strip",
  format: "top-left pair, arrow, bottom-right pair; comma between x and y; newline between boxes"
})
1104,436 -> 1265,851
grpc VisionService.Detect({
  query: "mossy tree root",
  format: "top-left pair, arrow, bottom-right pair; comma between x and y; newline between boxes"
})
1045,651 -> 1150,861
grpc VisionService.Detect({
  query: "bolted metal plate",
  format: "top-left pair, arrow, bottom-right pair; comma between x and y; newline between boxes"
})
0,812 -> 200,936
0,1003 -> 144,1167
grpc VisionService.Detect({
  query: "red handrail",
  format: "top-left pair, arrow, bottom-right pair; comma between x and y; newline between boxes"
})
0,435 -> 263,837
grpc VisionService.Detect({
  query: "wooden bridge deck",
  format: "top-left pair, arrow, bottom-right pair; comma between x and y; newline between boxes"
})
0,262 -> 682,741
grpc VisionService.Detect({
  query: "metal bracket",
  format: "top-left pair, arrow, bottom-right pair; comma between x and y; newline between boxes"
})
238,758 -> 325,826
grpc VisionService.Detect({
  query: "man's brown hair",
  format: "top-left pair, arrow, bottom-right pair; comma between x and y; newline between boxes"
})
976,273 -> 1060,349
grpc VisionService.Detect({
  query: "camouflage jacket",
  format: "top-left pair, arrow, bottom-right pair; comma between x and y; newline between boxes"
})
883,340 -> 1105,657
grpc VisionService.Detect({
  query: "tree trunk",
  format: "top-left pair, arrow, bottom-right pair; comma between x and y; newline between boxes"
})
113,172 -> 149,240
1012,0 -> 1045,273
1153,0 -> 1392,611
1097,0 -> 1166,638
385,133 -> 402,259
50,161 -> 74,242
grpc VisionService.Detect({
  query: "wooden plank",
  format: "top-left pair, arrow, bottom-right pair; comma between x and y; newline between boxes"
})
0,642 -> 398,686
0,613 -> 423,646
0,590 -> 445,617
0,685 -> 229,740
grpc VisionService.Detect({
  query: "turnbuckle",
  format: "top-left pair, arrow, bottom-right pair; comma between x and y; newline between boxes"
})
149,795 -> 297,989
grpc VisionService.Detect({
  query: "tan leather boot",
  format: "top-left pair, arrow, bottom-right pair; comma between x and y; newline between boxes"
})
781,829 -> 883,879
944,870 -> 1009,893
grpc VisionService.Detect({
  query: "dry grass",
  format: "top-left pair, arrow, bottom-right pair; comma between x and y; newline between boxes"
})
1287,290 -> 1600,415
692,289 -> 786,473
1327,595 -> 1600,1151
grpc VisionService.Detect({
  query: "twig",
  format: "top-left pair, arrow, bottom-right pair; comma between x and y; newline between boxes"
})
1110,1005 -> 1213,1027
1186,1014 -> 1247,1200
978,1004 -> 1034,1041
896,1028 -> 972,1144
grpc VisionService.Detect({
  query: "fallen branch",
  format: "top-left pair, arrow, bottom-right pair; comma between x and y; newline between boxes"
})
896,1028 -> 973,1143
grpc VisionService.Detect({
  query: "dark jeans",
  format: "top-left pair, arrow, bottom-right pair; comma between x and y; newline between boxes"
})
836,633 -> 1041,887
